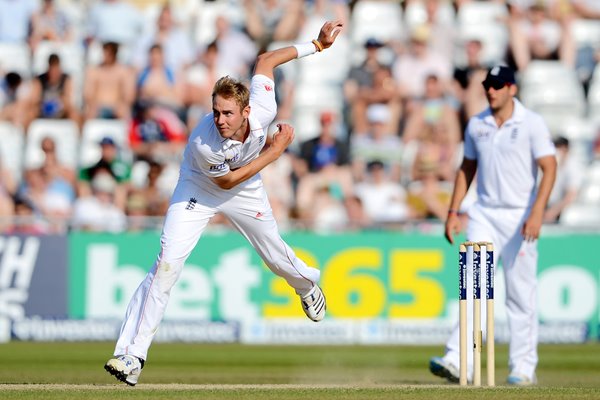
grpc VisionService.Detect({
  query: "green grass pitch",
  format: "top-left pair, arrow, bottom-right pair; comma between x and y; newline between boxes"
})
1,342 -> 599,399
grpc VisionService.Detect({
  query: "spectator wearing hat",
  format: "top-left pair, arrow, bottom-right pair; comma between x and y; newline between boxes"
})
392,24 -> 453,103
544,136 -> 583,222
345,37 -> 400,134
78,136 -> 131,210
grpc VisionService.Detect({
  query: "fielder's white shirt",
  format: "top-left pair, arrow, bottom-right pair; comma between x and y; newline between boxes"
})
464,98 -> 555,209
179,74 -> 277,189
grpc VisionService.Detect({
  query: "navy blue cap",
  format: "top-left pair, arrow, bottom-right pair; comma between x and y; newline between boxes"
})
365,38 -> 383,48
483,66 -> 516,85
99,137 -> 116,146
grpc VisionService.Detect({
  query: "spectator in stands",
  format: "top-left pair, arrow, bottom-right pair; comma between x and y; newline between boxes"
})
84,42 -> 135,120
544,136 -> 583,222
71,173 -> 126,232
0,0 -> 37,43
29,53 -> 79,124
28,0 -> 73,51
128,100 -> 187,163
345,39 -> 400,134
0,71 -> 30,127
214,14 -> 258,79
402,74 -> 462,146
136,44 -> 186,122
39,136 -> 76,188
297,110 -> 349,174
243,0 -> 304,48
79,137 -> 130,210
36,136 -> 76,230
452,38 -> 491,124
350,104 -> 403,182
6,195 -> 48,234
570,0 -> 600,19
86,0 -> 144,59
508,1 -> 575,71
411,0 -> 456,62
406,125 -> 454,221
344,38 -> 385,107
392,24 -> 453,103
294,110 -> 353,223
354,160 -> 412,227
132,4 -> 194,73
184,41 -> 221,129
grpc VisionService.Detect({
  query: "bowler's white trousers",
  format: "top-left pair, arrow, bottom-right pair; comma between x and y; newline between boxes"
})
443,203 -> 538,380
114,177 -> 320,360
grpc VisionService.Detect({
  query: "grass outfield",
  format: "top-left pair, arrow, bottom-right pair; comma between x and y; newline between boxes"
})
0,342 -> 599,399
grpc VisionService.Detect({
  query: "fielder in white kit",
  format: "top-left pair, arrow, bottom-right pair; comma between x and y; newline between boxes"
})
105,20 -> 344,386
429,66 -> 557,385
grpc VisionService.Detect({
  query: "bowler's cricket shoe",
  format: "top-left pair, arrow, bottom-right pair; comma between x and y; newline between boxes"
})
104,355 -> 143,386
301,285 -> 326,322
429,356 -> 460,383
507,372 -> 537,386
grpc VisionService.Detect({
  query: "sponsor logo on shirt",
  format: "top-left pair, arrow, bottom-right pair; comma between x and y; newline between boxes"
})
209,163 -> 226,171
258,135 -> 264,145
264,84 -> 273,91
226,154 -> 240,163
475,129 -> 492,139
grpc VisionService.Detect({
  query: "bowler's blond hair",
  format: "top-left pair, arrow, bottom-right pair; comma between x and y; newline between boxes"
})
212,76 -> 250,110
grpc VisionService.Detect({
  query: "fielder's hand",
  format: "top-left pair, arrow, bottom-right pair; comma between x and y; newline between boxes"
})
444,213 -> 462,245
317,20 -> 343,50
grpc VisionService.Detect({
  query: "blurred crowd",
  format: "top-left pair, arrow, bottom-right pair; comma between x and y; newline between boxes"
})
0,0 -> 599,234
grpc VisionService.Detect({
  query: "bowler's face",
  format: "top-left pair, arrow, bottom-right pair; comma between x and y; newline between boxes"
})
212,95 -> 249,139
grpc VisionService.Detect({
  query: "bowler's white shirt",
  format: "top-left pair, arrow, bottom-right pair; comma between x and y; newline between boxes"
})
464,98 -> 555,209
179,74 -> 277,189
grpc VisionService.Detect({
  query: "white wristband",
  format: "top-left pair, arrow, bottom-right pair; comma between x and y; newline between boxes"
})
294,42 -> 317,59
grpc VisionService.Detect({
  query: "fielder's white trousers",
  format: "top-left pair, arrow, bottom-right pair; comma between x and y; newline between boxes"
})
114,177 -> 320,360
443,203 -> 538,380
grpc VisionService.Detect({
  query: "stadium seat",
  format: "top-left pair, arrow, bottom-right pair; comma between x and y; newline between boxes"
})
571,18 -> 600,50
404,0 -> 455,32
79,119 -> 130,168
0,122 -> 24,181
350,0 -> 404,47
0,43 -> 31,78
292,84 -> 344,142
456,1 -> 508,26
24,119 -> 79,170
456,23 -> 509,67
519,62 -> 586,133
560,204 -> 600,228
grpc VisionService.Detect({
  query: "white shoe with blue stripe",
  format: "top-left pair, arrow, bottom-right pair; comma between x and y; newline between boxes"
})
301,285 -> 326,322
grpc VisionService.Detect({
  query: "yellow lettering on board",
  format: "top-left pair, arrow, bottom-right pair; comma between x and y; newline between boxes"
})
322,248 -> 385,317
388,250 -> 445,317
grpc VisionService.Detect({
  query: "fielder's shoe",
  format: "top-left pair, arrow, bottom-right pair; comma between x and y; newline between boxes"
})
429,356 -> 460,383
507,372 -> 537,386
301,285 -> 326,322
104,355 -> 143,386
